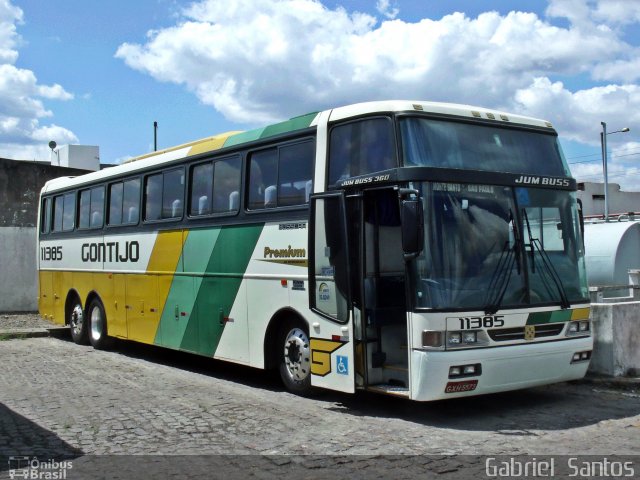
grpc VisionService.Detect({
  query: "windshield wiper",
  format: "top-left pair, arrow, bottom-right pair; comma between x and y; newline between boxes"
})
484,210 -> 522,315
521,209 -> 570,309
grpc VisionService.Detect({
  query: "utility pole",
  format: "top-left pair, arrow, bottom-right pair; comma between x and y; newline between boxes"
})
154,121 -> 158,152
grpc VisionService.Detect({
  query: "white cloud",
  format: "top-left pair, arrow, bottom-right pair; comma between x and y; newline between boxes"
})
376,0 -> 399,20
0,0 -> 76,160
116,0 -> 636,121
115,0 -> 639,186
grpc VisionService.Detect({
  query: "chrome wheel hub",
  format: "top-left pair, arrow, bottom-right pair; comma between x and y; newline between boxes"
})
90,306 -> 103,341
283,328 -> 310,382
70,305 -> 83,336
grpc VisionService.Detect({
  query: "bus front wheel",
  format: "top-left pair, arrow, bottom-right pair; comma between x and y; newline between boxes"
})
87,298 -> 112,350
279,321 -> 312,395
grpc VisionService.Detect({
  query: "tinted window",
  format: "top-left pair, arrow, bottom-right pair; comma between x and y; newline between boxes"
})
79,186 -> 104,229
248,140 -> 313,210
162,169 -> 184,219
248,149 -> 277,209
213,157 -> 241,214
399,117 -> 570,176
108,183 -> 124,225
329,118 -> 395,185
123,178 -> 140,224
62,192 -> 75,231
145,169 -> 184,221
145,174 -> 163,221
53,196 -> 63,232
279,142 -> 314,207
79,190 -> 91,228
190,163 -> 213,216
40,198 -> 51,234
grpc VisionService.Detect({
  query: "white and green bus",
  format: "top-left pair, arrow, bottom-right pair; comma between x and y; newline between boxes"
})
38,100 -> 592,401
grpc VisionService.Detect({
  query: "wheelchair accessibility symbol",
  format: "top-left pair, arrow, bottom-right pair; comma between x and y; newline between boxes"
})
336,355 -> 348,375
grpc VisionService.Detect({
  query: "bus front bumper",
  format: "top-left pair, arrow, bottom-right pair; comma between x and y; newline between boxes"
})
410,336 -> 593,401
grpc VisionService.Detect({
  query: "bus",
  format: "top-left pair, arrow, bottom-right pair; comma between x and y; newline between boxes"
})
37,100 -> 592,401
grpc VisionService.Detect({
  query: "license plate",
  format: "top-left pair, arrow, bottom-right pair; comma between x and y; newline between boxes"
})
445,380 -> 478,394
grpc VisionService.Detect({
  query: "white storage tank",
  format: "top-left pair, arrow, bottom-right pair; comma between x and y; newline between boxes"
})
584,220 -> 640,292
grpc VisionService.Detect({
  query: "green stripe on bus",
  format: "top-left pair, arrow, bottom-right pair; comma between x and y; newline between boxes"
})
180,224 -> 264,356
223,128 -> 266,148
155,228 -> 221,349
260,112 -> 318,138
526,309 -> 573,325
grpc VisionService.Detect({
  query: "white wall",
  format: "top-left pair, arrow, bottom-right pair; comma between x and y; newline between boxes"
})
589,301 -> 640,376
0,227 -> 37,312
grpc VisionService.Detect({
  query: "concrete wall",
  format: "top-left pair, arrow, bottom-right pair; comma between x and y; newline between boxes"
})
0,227 -> 37,311
577,182 -> 640,218
589,301 -> 640,376
0,158 -> 91,312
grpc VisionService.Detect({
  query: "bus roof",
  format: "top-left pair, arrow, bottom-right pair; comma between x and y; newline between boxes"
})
41,100 -> 554,194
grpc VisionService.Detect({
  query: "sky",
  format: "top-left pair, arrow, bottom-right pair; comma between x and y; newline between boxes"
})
2,0 -> 640,189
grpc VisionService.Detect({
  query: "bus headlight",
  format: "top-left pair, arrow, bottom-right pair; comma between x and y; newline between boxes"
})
567,320 -> 590,336
447,332 -> 462,345
447,331 -> 478,346
462,331 -> 477,344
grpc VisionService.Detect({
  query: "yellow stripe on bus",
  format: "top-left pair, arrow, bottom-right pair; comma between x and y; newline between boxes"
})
570,308 -> 590,320
127,230 -> 188,345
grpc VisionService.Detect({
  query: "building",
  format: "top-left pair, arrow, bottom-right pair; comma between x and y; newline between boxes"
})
577,182 -> 640,219
0,157 -> 94,312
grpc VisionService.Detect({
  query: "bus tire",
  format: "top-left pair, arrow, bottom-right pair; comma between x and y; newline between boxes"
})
69,299 -> 89,345
87,298 -> 112,350
278,320 -> 312,395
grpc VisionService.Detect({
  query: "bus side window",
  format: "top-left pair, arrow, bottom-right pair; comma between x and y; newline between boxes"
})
328,117 -> 395,185
90,186 -> 104,228
54,192 -> 76,232
79,186 -> 104,229
108,182 -> 124,225
248,149 -> 277,210
162,169 -> 184,219
190,162 -> 213,216
123,178 -> 140,224
40,197 -> 51,234
53,195 -> 64,232
145,174 -> 163,221
247,141 -> 313,210
212,156 -> 241,214
278,141 -> 314,207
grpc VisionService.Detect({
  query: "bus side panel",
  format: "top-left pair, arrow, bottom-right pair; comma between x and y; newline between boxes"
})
125,274 -> 159,344
195,224 -> 261,359
91,272 -> 125,338
38,271 -> 54,320
111,273 -> 128,338
124,230 -> 184,345
52,271 -> 73,324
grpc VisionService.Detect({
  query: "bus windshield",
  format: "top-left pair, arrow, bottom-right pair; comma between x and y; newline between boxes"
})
400,117 -> 571,177
411,182 -> 589,311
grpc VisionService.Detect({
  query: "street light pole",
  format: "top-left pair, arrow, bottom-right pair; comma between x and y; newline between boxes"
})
600,122 -> 630,222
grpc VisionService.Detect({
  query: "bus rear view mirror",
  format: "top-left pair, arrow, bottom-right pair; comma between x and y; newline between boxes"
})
401,199 -> 424,260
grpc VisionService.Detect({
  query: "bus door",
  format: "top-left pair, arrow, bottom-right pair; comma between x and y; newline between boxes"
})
308,191 -> 356,393
360,188 -> 409,395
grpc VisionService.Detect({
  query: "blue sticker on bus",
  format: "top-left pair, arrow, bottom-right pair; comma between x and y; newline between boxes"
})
336,355 -> 348,375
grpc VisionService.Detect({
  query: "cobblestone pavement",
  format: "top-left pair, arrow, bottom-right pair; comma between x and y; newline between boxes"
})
0,336 -> 639,478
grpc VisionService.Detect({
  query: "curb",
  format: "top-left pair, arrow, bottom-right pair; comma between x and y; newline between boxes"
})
576,374 -> 640,392
0,326 -> 69,340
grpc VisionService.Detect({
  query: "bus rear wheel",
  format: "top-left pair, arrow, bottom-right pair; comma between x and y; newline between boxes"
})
69,300 -> 88,345
278,321 -> 312,395
87,298 -> 112,350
